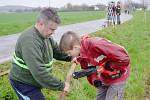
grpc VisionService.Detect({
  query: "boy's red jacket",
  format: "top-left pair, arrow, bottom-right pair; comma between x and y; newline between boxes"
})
77,36 -> 130,86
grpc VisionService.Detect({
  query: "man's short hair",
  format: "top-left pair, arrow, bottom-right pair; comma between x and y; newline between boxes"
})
59,31 -> 80,51
37,7 -> 60,24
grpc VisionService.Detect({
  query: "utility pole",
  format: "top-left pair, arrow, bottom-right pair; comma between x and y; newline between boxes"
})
142,0 -> 147,23
128,0 -> 133,13
49,0 -> 50,7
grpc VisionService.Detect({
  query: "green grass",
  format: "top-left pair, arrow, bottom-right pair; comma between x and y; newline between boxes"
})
0,11 -> 105,36
0,61 -> 96,100
0,11 -> 150,100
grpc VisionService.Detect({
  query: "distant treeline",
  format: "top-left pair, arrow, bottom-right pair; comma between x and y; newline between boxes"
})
0,2 -> 148,13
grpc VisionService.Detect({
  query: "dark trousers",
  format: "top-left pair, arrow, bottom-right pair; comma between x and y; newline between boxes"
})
10,79 -> 45,100
117,15 -> 121,25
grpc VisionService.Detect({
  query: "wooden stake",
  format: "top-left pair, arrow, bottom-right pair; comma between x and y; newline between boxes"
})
58,63 -> 76,100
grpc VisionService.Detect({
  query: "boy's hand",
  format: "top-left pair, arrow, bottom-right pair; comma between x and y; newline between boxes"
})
93,80 -> 102,87
71,57 -> 79,64
63,82 -> 70,93
104,62 -> 114,72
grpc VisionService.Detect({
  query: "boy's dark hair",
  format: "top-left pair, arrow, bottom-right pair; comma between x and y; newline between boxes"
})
59,31 -> 80,51
37,7 -> 60,24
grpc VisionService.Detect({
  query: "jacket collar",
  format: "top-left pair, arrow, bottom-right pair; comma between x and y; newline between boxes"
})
34,26 -> 45,40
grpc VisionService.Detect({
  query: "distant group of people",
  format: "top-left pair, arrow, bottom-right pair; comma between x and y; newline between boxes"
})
106,1 -> 121,27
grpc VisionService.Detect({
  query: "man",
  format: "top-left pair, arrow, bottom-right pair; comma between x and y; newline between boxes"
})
9,8 -> 72,100
116,1 -> 121,24
106,2 -> 113,27
111,1 -> 116,26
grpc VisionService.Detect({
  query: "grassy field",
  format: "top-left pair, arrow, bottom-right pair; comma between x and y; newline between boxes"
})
0,11 -> 150,100
0,11 -> 105,36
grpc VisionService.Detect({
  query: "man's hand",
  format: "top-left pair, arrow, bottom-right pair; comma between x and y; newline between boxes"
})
63,82 -> 70,93
59,63 -> 76,100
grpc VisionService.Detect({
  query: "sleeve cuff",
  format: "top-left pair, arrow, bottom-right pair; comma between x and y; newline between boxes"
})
59,82 -> 65,91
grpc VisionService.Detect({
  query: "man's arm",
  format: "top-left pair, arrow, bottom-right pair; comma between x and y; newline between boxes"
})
50,38 -> 72,61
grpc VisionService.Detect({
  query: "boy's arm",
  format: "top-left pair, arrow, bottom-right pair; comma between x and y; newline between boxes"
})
87,73 -> 102,87
75,57 -> 102,87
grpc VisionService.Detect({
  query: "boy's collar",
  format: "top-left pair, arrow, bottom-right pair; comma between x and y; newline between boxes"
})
81,35 -> 91,40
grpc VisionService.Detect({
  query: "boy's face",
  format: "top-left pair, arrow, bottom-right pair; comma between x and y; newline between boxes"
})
65,45 -> 80,59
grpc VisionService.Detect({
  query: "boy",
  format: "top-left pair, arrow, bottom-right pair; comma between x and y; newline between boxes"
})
59,31 -> 130,100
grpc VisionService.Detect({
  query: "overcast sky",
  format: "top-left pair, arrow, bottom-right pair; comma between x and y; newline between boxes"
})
0,0 -> 142,8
